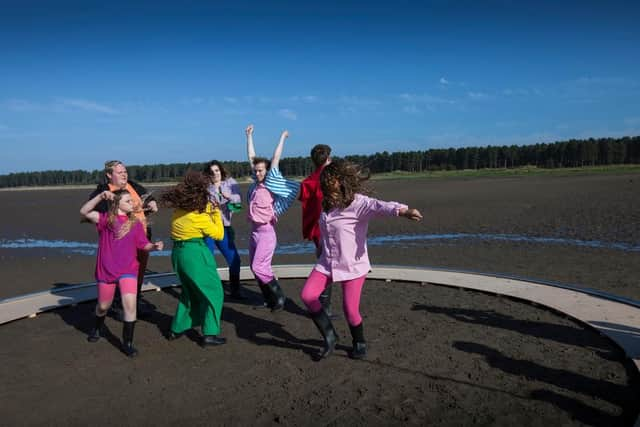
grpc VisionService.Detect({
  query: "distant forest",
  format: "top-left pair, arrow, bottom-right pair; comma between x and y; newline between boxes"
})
1,136 -> 639,188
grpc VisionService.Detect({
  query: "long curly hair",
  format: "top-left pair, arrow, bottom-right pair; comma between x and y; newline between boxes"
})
320,160 -> 371,212
203,160 -> 229,181
107,189 -> 140,239
160,171 -> 210,213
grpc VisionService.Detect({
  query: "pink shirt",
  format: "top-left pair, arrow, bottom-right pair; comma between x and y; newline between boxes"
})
95,213 -> 150,283
248,183 -> 275,225
314,194 -> 407,281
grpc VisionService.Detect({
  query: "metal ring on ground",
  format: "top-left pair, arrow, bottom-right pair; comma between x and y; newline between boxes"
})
2,264 -> 639,374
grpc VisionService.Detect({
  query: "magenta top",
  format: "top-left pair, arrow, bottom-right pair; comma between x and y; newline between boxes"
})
314,194 -> 407,282
247,182 -> 276,225
95,212 -> 150,283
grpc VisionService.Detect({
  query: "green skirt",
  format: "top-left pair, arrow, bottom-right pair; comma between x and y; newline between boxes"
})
171,238 -> 224,336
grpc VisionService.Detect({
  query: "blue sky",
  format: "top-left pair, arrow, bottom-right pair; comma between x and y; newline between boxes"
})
1,0 -> 639,174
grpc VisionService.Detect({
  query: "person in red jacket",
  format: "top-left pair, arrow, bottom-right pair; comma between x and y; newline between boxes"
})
299,144 -> 334,315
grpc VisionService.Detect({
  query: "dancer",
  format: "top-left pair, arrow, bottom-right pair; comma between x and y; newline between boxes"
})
160,171 -> 227,347
300,160 -> 422,360
87,160 -> 159,318
81,189 -> 164,357
203,160 -> 246,300
299,144 -> 334,315
246,124 -> 299,311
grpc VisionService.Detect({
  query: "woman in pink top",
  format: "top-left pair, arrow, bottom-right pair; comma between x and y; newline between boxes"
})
80,189 -> 164,357
300,160 -> 422,360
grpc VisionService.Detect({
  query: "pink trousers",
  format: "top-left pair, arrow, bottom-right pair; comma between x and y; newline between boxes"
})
300,269 -> 366,326
249,222 -> 277,283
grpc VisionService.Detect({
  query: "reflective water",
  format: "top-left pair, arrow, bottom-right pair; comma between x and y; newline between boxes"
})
2,233 -> 639,256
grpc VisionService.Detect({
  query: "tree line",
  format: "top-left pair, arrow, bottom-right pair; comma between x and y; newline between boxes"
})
1,136 -> 639,188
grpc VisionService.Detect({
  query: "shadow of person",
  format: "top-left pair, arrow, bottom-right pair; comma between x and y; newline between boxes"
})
52,298 -> 122,352
453,340 -> 635,415
411,302 -> 616,356
222,305 -> 331,358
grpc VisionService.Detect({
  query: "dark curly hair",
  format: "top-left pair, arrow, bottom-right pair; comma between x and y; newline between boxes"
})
160,171 -> 210,213
320,160 -> 371,212
203,160 -> 229,181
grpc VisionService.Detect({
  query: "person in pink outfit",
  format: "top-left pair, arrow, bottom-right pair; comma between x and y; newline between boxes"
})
245,124 -> 299,311
80,189 -> 164,357
300,160 -> 422,360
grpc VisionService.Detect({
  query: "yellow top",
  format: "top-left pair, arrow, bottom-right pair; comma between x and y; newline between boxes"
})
170,204 -> 224,241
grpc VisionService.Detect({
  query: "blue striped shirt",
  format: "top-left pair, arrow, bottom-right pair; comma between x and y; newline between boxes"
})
247,167 -> 300,218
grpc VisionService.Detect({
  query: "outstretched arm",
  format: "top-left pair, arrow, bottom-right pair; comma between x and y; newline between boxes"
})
80,191 -> 113,224
271,130 -> 289,170
246,124 -> 256,168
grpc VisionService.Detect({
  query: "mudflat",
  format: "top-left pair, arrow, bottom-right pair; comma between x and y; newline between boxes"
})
1,173 -> 639,426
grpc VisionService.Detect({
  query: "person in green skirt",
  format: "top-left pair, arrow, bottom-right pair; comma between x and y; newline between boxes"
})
160,171 -> 227,347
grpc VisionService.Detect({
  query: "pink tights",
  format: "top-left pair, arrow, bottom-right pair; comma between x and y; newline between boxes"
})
300,269 -> 366,326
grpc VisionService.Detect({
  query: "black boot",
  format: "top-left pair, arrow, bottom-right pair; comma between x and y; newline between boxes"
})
257,279 -> 275,309
319,285 -> 337,318
87,314 -> 106,342
348,322 -> 367,359
266,279 -> 286,312
310,310 -> 339,359
200,335 -> 227,347
229,273 -> 247,300
122,321 -> 138,358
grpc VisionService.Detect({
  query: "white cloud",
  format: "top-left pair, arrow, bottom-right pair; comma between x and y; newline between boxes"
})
58,98 -> 119,114
224,97 -> 238,104
402,105 -> 422,114
467,92 -> 489,100
398,93 -> 454,105
439,77 -> 449,85
5,97 -> 119,114
278,108 -> 297,120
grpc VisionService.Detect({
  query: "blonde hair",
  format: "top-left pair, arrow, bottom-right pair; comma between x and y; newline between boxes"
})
108,189 -> 140,239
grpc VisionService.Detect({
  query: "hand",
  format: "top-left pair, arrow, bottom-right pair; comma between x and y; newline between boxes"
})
245,124 -> 254,136
144,200 -> 158,213
221,191 -> 232,200
402,207 -> 423,221
101,191 -> 115,201
281,130 -> 289,139
153,241 -> 164,251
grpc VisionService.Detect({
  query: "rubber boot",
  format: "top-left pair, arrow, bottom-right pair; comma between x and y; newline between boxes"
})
266,278 -> 286,312
200,335 -> 227,347
348,322 -> 367,360
122,321 -> 138,358
87,314 -> 106,342
257,279 -> 275,309
310,310 -> 339,359
319,285 -> 336,318
229,273 -> 247,300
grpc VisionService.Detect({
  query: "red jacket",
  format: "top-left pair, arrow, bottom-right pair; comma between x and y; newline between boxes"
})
299,165 -> 326,243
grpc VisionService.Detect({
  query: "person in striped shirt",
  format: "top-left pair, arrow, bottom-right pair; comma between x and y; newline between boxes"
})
245,124 -> 300,311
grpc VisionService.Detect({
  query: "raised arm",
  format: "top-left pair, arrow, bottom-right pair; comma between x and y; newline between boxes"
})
80,191 -> 113,224
246,124 -> 256,167
271,130 -> 289,170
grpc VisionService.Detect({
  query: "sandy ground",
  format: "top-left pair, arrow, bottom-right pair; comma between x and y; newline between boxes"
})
0,173 -> 639,426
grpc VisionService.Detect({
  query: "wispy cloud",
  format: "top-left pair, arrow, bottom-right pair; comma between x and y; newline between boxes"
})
223,97 -> 238,104
402,105 -> 422,114
467,92 -> 489,100
398,93 -> 455,107
5,97 -> 119,114
278,108 -> 297,120
439,77 -> 449,85
0,123 -> 8,130
58,98 -> 119,114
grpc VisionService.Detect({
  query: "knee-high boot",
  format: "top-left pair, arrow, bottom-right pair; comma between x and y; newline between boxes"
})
319,285 -> 333,317
266,278 -> 286,312
310,310 -> 338,359
122,321 -> 138,358
87,315 -> 106,342
349,322 -> 367,359
257,279 -> 275,308
230,273 -> 247,300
